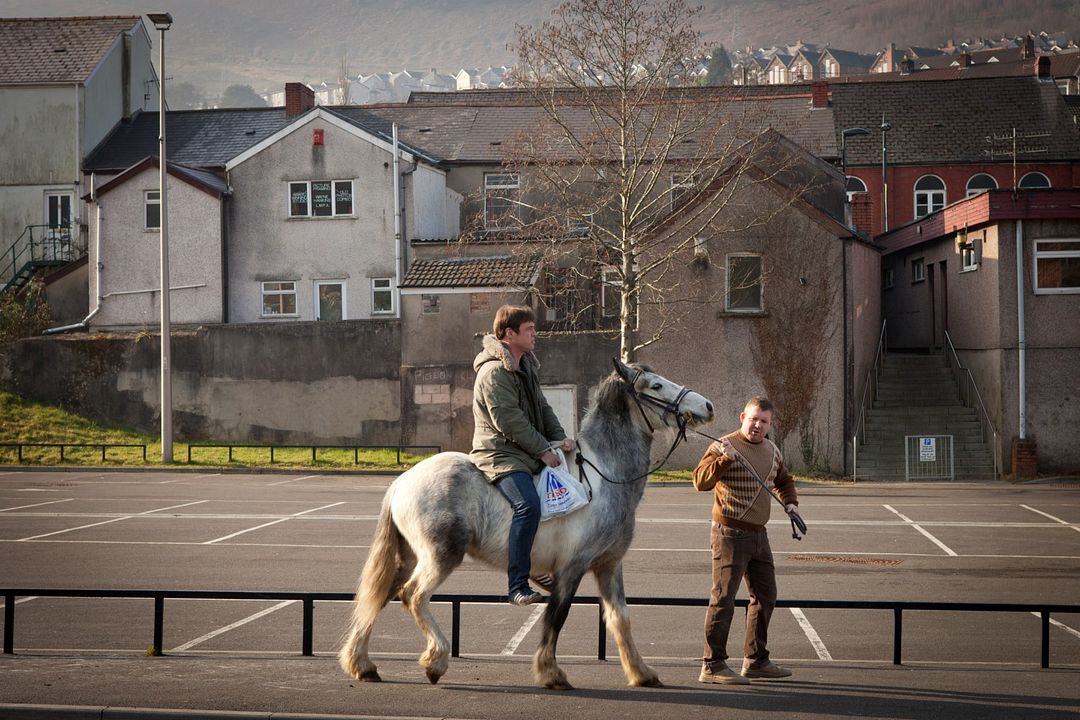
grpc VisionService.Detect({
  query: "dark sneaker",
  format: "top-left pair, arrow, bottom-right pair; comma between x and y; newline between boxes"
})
741,661 -> 792,679
698,664 -> 751,685
530,573 -> 555,592
508,590 -> 544,606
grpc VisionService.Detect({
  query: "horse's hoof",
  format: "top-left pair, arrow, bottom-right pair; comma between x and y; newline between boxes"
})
632,676 -> 663,688
425,667 -> 443,684
359,669 -> 382,682
543,679 -> 574,691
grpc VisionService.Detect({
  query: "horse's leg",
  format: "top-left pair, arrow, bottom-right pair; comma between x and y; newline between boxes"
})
532,569 -> 584,690
399,547 -> 461,684
594,560 -> 662,687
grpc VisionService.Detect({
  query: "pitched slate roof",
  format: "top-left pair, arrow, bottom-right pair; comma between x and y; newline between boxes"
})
829,76 -> 1080,166
0,16 -> 141,84
822,49 -> 877,71
84,108 -> 293,172
89,156 -> 229,200
400,256 -> 541,289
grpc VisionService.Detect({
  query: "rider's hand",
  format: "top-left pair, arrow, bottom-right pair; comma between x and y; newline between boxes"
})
541,450 -> 561,468
560,438 -> 577,453
785,503 -> 799,515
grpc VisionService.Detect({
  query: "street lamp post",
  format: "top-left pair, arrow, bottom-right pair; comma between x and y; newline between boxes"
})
880,114 -> 892,233
148,12 -> 173,463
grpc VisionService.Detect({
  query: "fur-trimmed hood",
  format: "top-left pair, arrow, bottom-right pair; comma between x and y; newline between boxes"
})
473,333 -> 540,374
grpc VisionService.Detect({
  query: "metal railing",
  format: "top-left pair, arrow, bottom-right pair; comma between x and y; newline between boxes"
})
943,331 -> 1002,481
185,444 -> 441,465
852,319 -> 887,482
0,442 -> 147,463
2,588 -> 1076,669
1,224 -> 83,291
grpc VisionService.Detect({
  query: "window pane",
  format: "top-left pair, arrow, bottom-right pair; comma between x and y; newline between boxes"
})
334,181 -> 353,215
1037,241 -> 1080,252
484,174 -> 519,229
1019,173 -> 1050,189
915,176 -> 944,190
145,202 -> 160,229
311,182 -> 333,216
373,278 -> 393,313
1037,257 -> 1080,289
727,256 -> 762,310
289,183 -> 309,216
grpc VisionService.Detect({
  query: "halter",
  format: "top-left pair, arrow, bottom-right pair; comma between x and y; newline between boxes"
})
574,361 -> 694,487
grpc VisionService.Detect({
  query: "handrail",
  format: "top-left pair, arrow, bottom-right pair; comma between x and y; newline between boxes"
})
186,443 -> 441,465
0,224 -> 83,289
943,331 -> 1001,481
852,319 -> 887,482
3,587 -> 1075,668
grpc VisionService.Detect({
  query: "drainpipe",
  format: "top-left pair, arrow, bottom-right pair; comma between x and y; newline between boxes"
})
44,174 -> 103,334
392,123 -> 402,319
1015,219 -> 1026,439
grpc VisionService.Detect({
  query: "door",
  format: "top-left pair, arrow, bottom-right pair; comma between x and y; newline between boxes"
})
542,385 -> 579,442
314,281 -> 345,321
43,191 -> 74,260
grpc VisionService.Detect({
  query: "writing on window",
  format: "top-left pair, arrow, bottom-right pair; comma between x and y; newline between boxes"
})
726,254 -> 762,312
289,180 -> 354,217
1034,239 -> 1080,294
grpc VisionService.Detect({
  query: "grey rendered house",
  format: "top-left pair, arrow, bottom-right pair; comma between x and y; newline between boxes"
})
0,15 -> 157,299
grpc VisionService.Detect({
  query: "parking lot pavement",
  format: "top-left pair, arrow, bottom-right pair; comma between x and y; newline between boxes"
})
1,470 -> 1079,718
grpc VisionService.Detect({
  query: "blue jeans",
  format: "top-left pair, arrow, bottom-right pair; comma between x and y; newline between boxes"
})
495,470 -> 540,595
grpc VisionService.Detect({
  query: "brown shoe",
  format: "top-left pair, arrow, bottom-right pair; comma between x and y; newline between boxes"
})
741,661 -> 792,679
698,664 -> 751,685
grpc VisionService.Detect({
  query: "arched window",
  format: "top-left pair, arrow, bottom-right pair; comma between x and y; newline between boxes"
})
914,175 -> 946,218
966,173 -> 998,197
846,176 -> 867,202
1019,172 -> 1051,189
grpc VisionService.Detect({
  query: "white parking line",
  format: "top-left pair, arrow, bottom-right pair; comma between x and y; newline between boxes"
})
202,502 -> 345,544
268,474 -> 320,487
169,600 -> 296,652
790,608 -> 833,660
1030,612 -> 1080,640
883,504 -> 957,556
159,473 -> 221,484
502,605 -> 545,655
0,498 -> 73,512
15,500 -> 209,541
1021,504 -> 1080,534
0,596 -> 38,610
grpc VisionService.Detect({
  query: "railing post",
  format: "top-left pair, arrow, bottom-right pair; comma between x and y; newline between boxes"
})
451,599 -> 460,658
312,446 -> 317,464
1041,611 -> 1050,669
153,595 -> 164,655
597,604 -> 606,660
893,608 -> 902,665
302,597 -> 314,656
4,592 -> 14,654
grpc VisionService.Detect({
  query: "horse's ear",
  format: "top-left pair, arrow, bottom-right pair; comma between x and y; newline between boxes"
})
612,358 -> 633,384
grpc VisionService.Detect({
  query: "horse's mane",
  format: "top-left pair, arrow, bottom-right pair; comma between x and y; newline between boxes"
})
580,365 -> 654,483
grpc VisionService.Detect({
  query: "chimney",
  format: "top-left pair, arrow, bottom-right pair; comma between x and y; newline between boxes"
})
810,80 -> 829,108
285,82 -> 315,116
900,58 -> 916,75
1023,33 -> 1035,59
1035,55 -> 1052,81
887,42 -> 896,72
957,53 -> 972,67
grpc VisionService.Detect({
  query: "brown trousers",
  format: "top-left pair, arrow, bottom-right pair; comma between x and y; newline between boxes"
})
702,523 -> 777,671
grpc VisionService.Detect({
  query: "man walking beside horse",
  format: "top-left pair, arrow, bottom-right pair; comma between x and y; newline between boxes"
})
471,304 -> 576,606
694,396 -> 800,685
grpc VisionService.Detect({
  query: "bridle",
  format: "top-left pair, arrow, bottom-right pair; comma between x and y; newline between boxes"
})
574,361 -> 694,487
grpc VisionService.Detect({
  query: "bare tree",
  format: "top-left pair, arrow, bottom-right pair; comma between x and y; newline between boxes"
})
495,0 -> 793,361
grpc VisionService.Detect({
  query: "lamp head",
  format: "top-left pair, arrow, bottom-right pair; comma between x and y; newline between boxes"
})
147,12 -> 173,31
843,127 -> 869,138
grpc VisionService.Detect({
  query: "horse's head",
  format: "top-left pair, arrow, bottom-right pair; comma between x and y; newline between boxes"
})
612,358 -> 714,430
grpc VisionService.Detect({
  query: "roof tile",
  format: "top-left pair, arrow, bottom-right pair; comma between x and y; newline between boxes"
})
0,16 -> 141,84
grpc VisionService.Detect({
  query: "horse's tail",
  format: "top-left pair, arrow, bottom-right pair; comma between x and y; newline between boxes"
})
338,485 -> 407,681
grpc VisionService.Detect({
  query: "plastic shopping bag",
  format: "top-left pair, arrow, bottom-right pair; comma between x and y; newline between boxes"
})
534,449 -> 590,521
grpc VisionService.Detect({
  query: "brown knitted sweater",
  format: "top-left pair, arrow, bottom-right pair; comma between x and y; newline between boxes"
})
692,431 -> 798,531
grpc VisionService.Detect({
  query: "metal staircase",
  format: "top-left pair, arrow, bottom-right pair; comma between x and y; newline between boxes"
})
0,225 -> 81,295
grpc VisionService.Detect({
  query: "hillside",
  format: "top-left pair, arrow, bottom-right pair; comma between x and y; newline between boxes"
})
4,0 -> 1076,95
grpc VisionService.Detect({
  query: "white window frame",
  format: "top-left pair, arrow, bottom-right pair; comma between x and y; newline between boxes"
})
670,173 -> 697,211
144,190 -> 161,230
846,176 -> 867,203
1018,172 -> 1051,190
965,173 -> 998,197
483,172 -> 520,230
314,279 -> 347,321
600,266 -> 622,318
371,277 -> 395,314
287,179 -> 354,218
725,253 -> 763,312
45,190 -> 74,230
911,257 -> 925,283
1033,239 -> 1080,295
261,281 -> 298,318
960,237 -> 982,272
914,175 -> 946,219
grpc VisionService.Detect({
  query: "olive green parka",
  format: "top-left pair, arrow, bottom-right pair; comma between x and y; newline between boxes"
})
470,334 -> 566,480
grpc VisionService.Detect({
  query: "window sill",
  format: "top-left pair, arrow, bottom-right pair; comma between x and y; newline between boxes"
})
912,278 -> 925,284
286,215 -> 357,221
716,309 -> 769,318
144,228 -> 160,233
260,314 -> 300,320
960,266 -> 979,273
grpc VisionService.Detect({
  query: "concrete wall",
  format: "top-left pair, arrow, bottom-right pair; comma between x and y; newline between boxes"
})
227,116 -> 407,322
88,166 -> 224,329
406,164 -> 452,240
43,257 -> 89,325
0,321 -> 402,445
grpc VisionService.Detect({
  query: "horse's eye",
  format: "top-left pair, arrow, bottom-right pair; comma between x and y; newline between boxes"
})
651,383 -> 662,390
